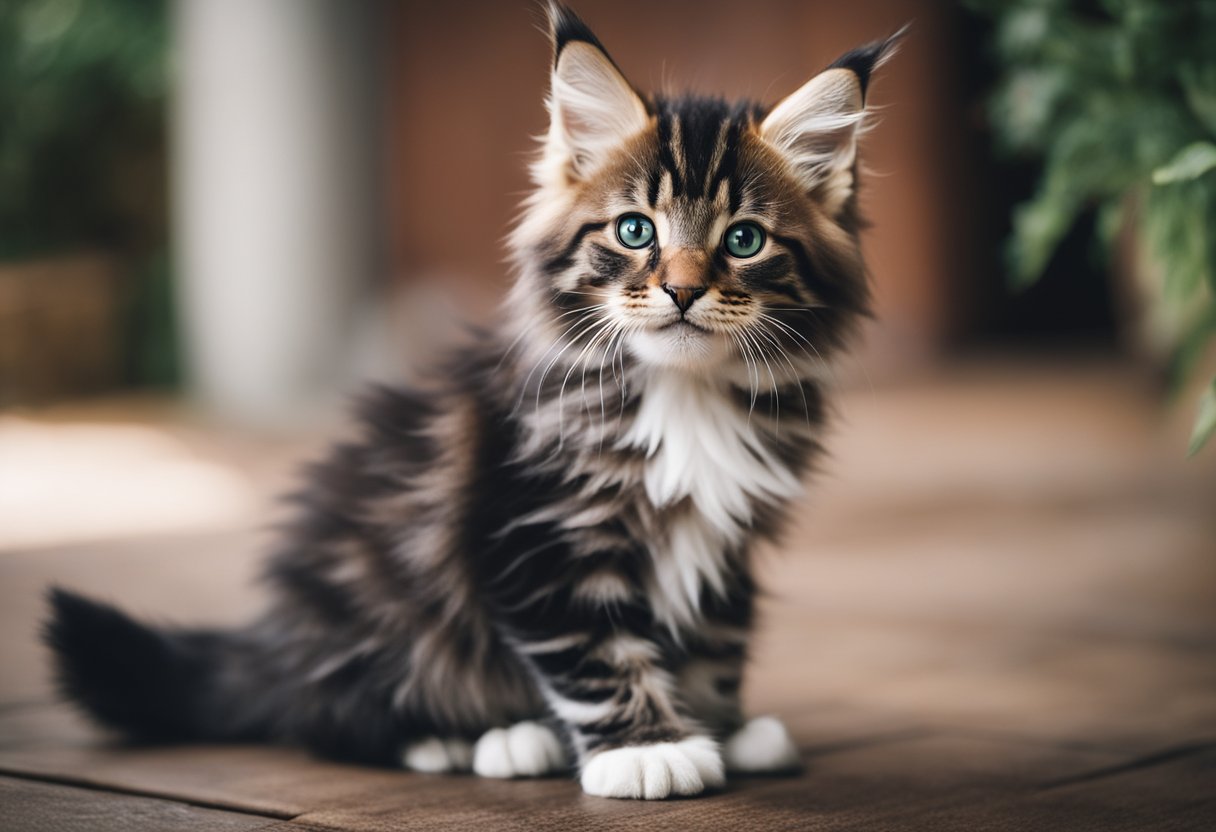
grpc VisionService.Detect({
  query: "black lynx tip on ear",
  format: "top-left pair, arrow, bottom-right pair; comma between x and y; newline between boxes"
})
827,22 -> 910,100
546,1 -> 606,64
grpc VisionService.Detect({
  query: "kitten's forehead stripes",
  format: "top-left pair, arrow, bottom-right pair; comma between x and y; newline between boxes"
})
648,97 -> 759,204
655,112 -> 684,197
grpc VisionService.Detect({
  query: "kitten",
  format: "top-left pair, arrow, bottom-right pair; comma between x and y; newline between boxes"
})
45,3 -> 901,800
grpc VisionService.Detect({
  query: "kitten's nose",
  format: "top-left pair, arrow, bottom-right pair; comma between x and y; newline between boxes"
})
662,284 -> 707,313
658,248 -> 709,313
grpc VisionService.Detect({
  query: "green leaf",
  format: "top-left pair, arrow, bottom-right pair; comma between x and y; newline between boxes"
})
1170,304 -> 1216,392
1153,141 -> 1216,184
1188,377 -> 1216,457
1142,176 -> 1216,299
1008,190 -> 1082,289
1180,66 -> 1216,136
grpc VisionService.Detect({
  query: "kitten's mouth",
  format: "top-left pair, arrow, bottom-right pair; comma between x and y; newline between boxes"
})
661,319 -> 710,334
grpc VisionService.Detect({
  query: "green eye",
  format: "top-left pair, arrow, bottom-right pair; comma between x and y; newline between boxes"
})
616,214 -> 655,249
723,221 -> 765,258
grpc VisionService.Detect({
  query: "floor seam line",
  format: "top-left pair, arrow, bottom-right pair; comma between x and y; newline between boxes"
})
1036,740 -> 1214,791
0,765 -> 299,821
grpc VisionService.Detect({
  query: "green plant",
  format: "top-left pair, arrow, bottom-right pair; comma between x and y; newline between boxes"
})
0,0 -> 168,259
967,0 -> 1216,454
1,0 -> 177,390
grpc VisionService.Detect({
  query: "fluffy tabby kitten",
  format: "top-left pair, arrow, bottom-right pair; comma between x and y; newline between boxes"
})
46,3 -> 901,800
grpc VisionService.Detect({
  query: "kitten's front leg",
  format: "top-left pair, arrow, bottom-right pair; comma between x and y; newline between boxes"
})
504,618 -> 725,799
539,631 -> 725,799
677,619 -> 800,774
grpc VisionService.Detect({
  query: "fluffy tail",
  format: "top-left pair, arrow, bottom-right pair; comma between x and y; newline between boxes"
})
43,588 -> 266,743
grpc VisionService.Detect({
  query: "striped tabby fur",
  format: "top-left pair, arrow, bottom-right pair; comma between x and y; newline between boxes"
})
46,3 -> 902,800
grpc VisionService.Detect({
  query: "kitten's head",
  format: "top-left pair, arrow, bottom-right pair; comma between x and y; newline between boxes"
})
511,2 -> 903,376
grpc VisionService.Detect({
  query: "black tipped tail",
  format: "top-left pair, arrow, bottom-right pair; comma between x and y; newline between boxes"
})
44,588 -> 238,742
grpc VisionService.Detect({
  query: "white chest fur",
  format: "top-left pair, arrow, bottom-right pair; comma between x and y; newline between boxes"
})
621,373 -> 803,628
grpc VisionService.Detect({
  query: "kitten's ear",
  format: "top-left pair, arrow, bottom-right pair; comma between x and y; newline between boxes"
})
542,2 -> 648,184
760,26 -> 907,215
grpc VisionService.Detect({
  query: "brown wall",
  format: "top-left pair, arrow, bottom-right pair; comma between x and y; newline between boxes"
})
385,0 -> 971,370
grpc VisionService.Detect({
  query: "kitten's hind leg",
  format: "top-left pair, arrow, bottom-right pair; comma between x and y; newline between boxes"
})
400,737 -> 475,773
472,720 -> 569,778
722,716 -> 800,774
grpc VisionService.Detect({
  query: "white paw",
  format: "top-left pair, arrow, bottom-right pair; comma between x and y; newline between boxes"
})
400,737 -> 473,773
722,716 -> 800,773
473,721 -> 568,778
580,735 -> 725,800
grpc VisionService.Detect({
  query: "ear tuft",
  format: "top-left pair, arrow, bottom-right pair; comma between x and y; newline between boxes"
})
760,25 -> 907,215
827,23 -> 909,102
539,3 -> 648,186
546,2 -> 606,63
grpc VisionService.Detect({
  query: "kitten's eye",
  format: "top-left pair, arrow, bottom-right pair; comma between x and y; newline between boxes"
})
616,214 -> 655,249
723,222 -> 765,258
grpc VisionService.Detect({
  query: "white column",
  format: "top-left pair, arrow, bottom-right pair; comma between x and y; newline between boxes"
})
173,0 -> 383,426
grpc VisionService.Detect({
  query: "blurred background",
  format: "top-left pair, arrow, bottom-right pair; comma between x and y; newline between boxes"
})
4,0 -> 1212,423
0,2 -> 1214,818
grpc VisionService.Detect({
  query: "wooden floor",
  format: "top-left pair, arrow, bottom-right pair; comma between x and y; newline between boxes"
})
2,359 -> 1214,830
